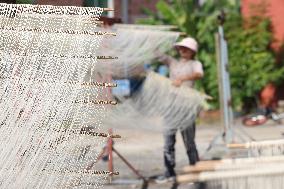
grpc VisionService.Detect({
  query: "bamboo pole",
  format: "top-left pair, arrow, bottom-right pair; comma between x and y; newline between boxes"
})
97,56 -> 118,59
176,173 -> 199,183
183,162 -> 219,173
5,14 -> 104,24
91,20 -> 104,25
227,143 -> 248,149
0,25 -> 116,36
182,156 -> 284,173
103,8 -> 114,11
113,24 -> 178,30
80,131 -> 121,139
0,52 -> 118,60
0,3 -> 114,12
0,77 -> 117,88
177,165 -> 284,183
227,139 -> 284,149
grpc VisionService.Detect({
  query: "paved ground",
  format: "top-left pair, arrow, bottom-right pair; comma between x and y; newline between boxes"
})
94,117 -> 284,189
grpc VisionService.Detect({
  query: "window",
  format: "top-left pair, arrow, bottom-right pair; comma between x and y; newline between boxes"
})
84,0 -> 108,8
84,0 -> 108,16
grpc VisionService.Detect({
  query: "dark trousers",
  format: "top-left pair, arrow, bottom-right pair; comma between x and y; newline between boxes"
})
163,123 -> 199,177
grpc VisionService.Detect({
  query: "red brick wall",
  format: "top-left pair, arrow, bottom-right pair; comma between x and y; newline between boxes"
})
128,0 -> 157,23
242,0 -> 284,101
242,0 -> 284,50
114,0 -> 122,19
37,0 -> 83,6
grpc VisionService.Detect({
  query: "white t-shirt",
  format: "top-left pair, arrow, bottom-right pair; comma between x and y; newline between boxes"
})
159,55 -> 204,88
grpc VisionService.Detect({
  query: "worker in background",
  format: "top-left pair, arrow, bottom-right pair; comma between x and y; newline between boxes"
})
155,37 -> 204,183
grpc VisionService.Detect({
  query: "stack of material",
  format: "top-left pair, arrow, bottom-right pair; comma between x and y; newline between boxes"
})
178,155 -> 284,189
173,139 -> 284,189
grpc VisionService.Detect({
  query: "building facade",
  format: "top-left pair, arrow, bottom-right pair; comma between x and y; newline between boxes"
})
242,0 -> 284,50
37,0 -> 83,6
34,0 -> 158,23
114,0 -> 158,23
242,0 -> 284,102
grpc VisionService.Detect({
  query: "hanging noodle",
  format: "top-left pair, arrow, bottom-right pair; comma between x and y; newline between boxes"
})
103,72 -> 209,135
96,27 -> 180,78
113,23 -> 178,31
0,3 -> 115,189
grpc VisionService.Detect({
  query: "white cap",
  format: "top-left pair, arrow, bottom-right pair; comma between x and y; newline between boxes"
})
174,37 -> 198,52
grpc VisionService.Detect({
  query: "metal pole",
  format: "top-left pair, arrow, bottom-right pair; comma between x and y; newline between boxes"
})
121,0 -> 128,23
215,33 -> 224,132
112,147 -> 146,180
108,0 -> 114,18
217,24 -> 234,143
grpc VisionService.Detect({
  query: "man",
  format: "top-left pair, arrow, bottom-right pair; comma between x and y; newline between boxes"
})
156,37 -> 204,182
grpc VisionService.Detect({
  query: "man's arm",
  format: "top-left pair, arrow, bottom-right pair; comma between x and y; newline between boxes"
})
180,72 -> 204,81
155,51 -> 177,65
172,73 -> 203,87
183,61 -> 204,81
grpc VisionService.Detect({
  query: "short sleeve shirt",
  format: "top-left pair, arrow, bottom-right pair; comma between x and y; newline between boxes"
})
169,58 -> 204,88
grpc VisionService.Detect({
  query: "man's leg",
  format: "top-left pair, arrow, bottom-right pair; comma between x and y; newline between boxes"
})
181,123 -> 207,189
181,122 -> 199,165
163,132 -> 177,177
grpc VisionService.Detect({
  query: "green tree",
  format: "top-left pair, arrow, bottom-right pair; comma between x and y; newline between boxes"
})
138,0 -> 284,111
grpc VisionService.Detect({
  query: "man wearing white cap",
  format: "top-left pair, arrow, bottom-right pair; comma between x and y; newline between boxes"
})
156,37 -> 204,182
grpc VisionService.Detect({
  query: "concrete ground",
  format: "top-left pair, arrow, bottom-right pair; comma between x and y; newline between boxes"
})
94,117 -> 284,189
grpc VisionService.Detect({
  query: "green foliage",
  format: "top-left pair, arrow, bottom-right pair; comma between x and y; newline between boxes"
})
137,0 -> 284,111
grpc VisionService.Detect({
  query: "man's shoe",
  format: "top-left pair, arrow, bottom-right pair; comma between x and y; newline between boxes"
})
155,175 -> 176,184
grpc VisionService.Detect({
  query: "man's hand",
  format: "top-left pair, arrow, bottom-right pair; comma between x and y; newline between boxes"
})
180,73 -> 203,82
172,79 -> 182,87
